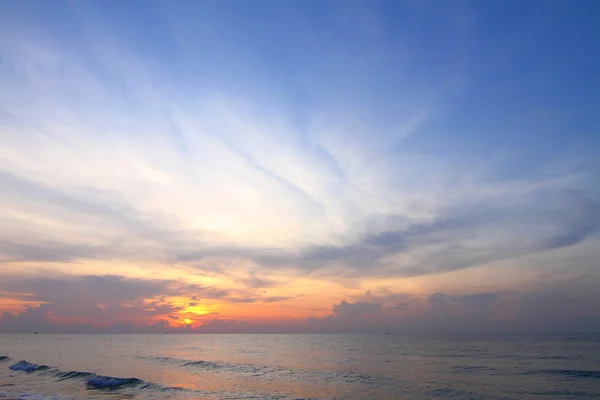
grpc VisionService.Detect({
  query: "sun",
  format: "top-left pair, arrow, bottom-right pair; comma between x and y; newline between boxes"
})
182,318 -> 193,325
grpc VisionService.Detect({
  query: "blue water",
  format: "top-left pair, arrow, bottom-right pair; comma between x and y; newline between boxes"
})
1,334 -> 600,399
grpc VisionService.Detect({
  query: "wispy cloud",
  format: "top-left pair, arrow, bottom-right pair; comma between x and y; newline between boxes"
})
0,0 -> 599,332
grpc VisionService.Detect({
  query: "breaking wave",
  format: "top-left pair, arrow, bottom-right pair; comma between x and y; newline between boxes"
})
86,375 -> 144,389
8,360 -> 148,391
9,361 -> 49,373
2,358 -> 302,399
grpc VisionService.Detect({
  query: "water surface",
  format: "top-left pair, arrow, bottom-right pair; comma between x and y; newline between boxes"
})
1,334 -> 599,399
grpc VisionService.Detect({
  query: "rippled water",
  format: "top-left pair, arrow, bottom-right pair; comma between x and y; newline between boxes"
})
1,334 -> 600,399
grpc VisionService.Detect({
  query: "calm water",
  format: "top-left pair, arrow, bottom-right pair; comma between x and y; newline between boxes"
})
1,334 -> 600,400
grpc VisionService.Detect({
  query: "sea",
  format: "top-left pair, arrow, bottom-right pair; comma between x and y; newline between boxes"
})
1,334 -> 599,400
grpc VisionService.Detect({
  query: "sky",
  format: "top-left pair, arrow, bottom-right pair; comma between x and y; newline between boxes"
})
0,0 -> 599,334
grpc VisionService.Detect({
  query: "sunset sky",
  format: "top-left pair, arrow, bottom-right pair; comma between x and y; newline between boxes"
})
1,0 -> 599,333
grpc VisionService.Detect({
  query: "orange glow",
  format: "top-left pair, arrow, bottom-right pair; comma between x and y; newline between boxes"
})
183,304 -> 212,315
0,298 -> 39,314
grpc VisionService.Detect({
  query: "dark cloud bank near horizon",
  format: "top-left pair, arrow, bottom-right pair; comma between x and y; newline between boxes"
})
1,275 -> 599,334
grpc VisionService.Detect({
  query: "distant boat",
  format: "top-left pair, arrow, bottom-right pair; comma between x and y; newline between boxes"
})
34,332 -> 38,334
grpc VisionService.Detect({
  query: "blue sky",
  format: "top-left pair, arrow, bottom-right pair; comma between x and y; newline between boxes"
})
0,0 -> 599,333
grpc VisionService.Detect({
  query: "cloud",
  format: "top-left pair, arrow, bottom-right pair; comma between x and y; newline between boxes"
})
426,291 -> 505,320
0,170 -> 223,264
332,300 -> 383,318
305,280 -> 600,334
0,272 -> 299,332
239,272 -> 279,289
262,296 -> 292,303
196,319 -> 247,334
225,296 -> 292,304
0,274 -> 229,330
1,274 -> 228,306
0,303 -> 196,334
307,300 -> 387,333
0,2 -> 598,287
0,304 -> 56,333
3,282 -> 599,333
0,0 -> 599,334
254,189 -> 600,278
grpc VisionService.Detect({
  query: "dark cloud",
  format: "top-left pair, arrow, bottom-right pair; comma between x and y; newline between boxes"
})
225,297 -> 259,304
304,280 -> 600,334
307,300 -> 387,333
355,287 -> 415,307
0,304 -> 196,334
196,319 -> 246,333
427,292 -> 452,314
225,295 -> 291,304
333,300 -> 382,318
0,304 -> 57,333
262,296 -> 292,303
1,274 -> 228,307
254,191 -> 600,278
0,241 -> 107,263
537,194 -> 600,251
2,283 -> 599,333
239,272 -> 278,288
426,291 -> 507,322
454,292 -> 503,307
0,274 -> 229,331
0,272 -> 301,332
385,304 -> 409,311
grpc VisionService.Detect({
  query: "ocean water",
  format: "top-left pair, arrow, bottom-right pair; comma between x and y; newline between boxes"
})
1,334 -> 599,400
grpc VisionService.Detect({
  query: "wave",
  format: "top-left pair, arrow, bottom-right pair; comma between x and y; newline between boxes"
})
146,355 -> 395,386
86,375 -> 144,389
55,371 -> 94,381
9,361 -> 146,390
526,389 -> 600,397
52,369 -> 145,389
9,361 -> 49,373
51,369 -> 193,393
451,365 -> 495,372
525,369 -> 600,379
428,387 -> 473,397
145,355 -> 275,373
2,358 -> 316,400
0,391 -> 70,400
538,355 -> 569,360
182,360 -> 228,369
